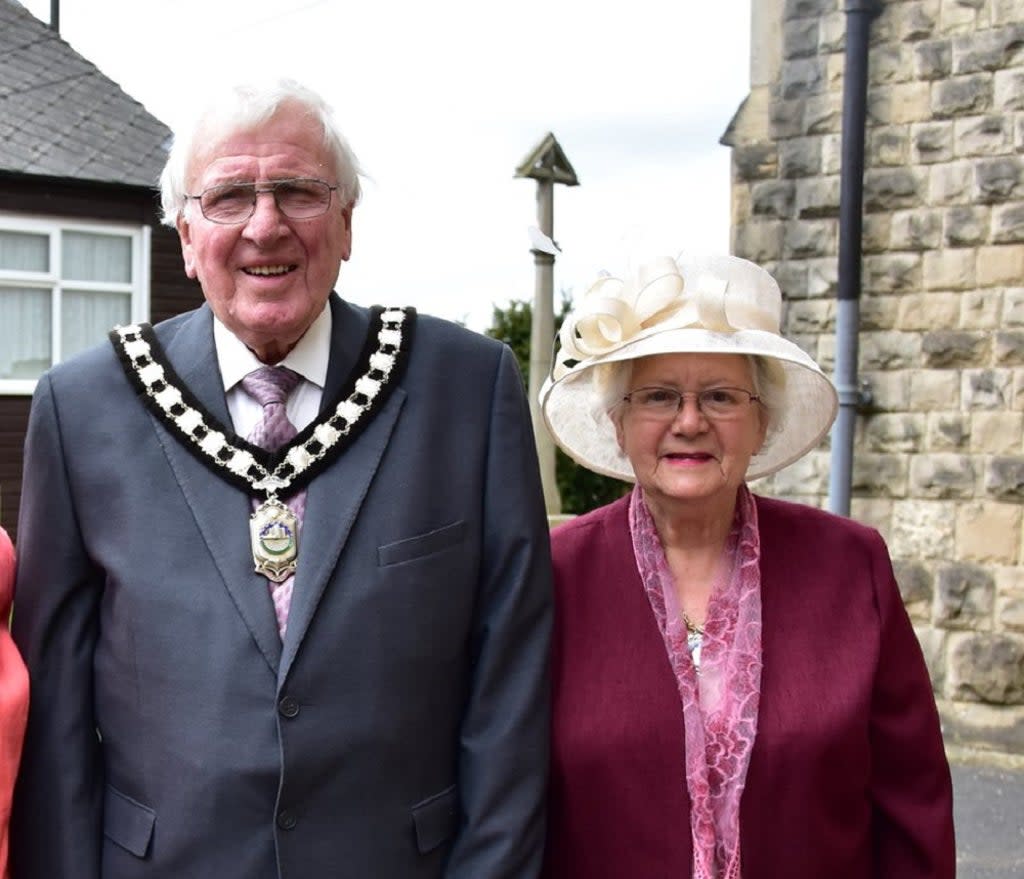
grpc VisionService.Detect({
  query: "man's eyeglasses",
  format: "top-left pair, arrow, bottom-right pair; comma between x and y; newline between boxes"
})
622,386 -> 761,421
185,178 -> 339,224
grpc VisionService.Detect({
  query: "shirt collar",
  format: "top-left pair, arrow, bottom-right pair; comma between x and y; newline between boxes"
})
214,304 -> 332,392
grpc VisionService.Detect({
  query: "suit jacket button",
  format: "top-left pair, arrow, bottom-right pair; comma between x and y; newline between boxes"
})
278,696 -> 300,718
277,809 -> 297,830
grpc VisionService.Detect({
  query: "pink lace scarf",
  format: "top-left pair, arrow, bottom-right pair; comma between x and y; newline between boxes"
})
629,485 -> 763,879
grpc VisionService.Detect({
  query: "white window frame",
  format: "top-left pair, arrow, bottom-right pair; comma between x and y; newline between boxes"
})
0,213 -> 151,395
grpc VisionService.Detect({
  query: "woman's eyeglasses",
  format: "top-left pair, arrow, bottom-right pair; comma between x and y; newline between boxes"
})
622,386 -> 761,420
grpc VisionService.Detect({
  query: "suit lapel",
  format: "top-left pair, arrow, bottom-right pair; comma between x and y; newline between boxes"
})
278,297 -> 405,682
154,305 -> 283,670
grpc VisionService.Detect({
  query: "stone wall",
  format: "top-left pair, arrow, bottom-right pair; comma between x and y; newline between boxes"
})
723,0 -> 1024,754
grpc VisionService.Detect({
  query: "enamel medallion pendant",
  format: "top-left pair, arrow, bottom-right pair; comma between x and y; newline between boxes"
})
250,497 -> 299,582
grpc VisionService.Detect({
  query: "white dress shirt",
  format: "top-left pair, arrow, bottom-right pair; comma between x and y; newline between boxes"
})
214,305 -> 332,439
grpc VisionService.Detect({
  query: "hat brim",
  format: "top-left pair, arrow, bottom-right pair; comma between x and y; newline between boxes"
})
540,326 -> 839,482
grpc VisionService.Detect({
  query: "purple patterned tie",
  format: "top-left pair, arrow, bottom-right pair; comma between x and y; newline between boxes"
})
240,366 -> 305,638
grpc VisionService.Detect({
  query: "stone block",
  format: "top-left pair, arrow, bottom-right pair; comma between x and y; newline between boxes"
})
865,413 -> 926,453
784,17 -> 820,59
935,562 -> 996,627
963,368 -> 1014,409
869,44 -> 909,85
956,500 -> 1022,563
996,331 -> 1024,365
944,205 -> 990,246
914,39 -> 953,79
996,566 -> 1024,630
1017,116 -> 1024,153
912,370 -> 962,410
868,126 -> 910,167
985,456 -> 1024,501
864,253 -> 922,294
992,203 -> 1024,243
971,412 -> 1024,454
862,213 -> 892,254
733,143 -> 779,182
861,331 -> 923,369
897,291 -> 961,329
784,0 -> 833,20
961,288 -> 1001,329
1004,288 -> 1024,325
939,0 -> 982,34
929,160 -> 973,204
922,248 -> 977,290
767,451 -> 830,497
820,11 -> 846,53
773,261 -> 809,299
865,167 -> 925,212
783,220 -> 836,258
938,697 -> 1024,752
977,244 -> 1024,285
770,98 -> 805,140
821,133 -> 842,174
795,176 -> 840,218
732,185 -> 752,225
850,497 -> 894,535
952,22 -> 1024,74
733,220 -> 785,263
783,58 -> 827,100
891,209 -> 943,250
954,114 -> 1014,157
916,627 -> 948,690
911,454 -> 978,498
751,180 -> 796,219
861,370 -> 911,412
805,257 -> 839,297
949,633 -> 1024,704
786,299 -> 834,333
861,295 -> 899,331
901,0 -> 942,40
975,158 -> 1023,204
891,499 -> 956,560
995,69 -> 1024,112
932,74 -> 993,118
922,330 -> 989,366
875,82 -> 934,126
894,559 -> 935,622
778,137 -> 820,178
928,412 -> 971,449
804,91 -> 843,135
992,0 -> 1024,25
912,121 -> 955,164
852,453 -> 909,497
1013,369 -> 1024,411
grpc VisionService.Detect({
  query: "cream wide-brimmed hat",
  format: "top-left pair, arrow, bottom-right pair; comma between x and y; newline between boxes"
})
539,253 -> 839,482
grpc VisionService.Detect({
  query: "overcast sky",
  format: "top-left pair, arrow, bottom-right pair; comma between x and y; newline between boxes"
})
21,0 -> 752,331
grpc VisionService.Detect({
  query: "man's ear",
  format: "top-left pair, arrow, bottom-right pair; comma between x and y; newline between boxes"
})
340,205 -> 353,262
176,214 -> 198,279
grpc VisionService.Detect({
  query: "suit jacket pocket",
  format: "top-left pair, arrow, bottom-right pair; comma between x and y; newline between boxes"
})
104,784 -> 156,858
378,520 -> 468,567
411,783 -> 459,854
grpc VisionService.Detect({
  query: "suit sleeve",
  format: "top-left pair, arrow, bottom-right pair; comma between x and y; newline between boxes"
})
10,374 -> 104,879
867,531 -> 956,878
444,345 -> 553,879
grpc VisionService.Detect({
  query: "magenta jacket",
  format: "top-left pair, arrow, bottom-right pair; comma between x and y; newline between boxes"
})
0,530 -> 27,879
544,494 -> 954,879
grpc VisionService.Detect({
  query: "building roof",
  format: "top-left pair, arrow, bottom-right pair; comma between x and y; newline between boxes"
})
0,0 -> 171,188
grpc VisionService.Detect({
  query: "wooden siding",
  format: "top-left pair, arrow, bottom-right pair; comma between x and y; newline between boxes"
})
0,175 -> 203,540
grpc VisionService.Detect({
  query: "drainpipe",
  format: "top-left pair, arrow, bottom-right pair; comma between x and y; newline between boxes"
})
828,0 -> 881,516
49,0 -> 59,32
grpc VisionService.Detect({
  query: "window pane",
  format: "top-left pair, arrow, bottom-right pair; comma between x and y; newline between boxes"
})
0,231 -> 49,272
0,287 -> 51,379
61,290 -> 131,360
62,232 -> 132,283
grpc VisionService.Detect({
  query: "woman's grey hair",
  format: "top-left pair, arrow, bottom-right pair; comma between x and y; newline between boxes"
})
599,354 -> 786,444
158,78 -> 363,228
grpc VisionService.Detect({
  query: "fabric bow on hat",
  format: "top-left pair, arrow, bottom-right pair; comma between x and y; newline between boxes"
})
553,255 -> 782,381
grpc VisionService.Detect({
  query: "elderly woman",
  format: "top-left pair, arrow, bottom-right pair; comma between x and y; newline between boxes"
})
0,529 -> 27,879
539,254 -> 955,879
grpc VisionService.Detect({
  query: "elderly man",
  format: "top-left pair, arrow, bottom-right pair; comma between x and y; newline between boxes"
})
11,79 -> 552,879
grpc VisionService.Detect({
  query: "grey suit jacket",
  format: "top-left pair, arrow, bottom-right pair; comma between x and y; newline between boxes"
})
11,295 -> 552,879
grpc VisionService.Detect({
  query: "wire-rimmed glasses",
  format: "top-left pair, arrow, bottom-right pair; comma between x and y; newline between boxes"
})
185,178 -> 339,224
622,386 -> 761,421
